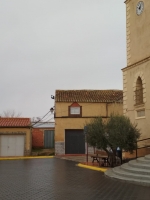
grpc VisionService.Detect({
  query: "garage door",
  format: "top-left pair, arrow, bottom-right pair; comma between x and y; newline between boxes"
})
0,135 -> 25,156
65,130 -> 85,154
44,130 -> 54,148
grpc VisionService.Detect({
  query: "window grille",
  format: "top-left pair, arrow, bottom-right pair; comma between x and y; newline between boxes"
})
134,76 -> 143,105
135,88 -> 143,105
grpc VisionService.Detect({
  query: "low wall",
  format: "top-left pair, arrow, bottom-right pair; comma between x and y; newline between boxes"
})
123,147 -> 150,159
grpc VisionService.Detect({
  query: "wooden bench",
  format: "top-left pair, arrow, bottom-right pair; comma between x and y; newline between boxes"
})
91,154 -> 109,166
91,154 -> 99,163
91,153 -> 110,167
91,150 -> 122,167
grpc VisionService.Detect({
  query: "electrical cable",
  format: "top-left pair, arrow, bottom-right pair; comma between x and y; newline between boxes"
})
43,113 -> 53,121
32,110 -> 51,127
32,117 -> 54,128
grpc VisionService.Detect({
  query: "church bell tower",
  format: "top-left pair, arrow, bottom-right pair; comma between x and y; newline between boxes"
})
122,0 -> 150,138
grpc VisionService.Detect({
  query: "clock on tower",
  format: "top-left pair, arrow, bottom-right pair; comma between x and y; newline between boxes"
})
136,1 -> 144,15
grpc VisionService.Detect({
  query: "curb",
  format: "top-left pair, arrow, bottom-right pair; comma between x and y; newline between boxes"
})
77,163 -> 108,172
0,156 -> 54,160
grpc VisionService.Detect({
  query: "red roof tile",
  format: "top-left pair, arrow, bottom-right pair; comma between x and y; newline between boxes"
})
55,90 -> 123,103
0,118 -> 31,127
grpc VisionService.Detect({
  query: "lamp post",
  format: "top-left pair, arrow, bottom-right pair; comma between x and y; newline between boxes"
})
86,140 -> 88,163
84,126 -> 88,163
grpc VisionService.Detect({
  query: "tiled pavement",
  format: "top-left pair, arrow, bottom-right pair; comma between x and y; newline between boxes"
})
0,158 -> 150,200
55,155 -> 92,163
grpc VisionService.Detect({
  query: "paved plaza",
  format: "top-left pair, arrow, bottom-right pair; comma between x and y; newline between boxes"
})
0,157 -> 150,200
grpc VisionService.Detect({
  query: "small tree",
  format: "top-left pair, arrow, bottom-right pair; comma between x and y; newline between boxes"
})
86,114 -> 141,167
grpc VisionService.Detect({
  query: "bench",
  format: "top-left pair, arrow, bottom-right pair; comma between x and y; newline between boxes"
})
91,150 -> 122,167
91,153 -> 110,167
91,154 -> 100,163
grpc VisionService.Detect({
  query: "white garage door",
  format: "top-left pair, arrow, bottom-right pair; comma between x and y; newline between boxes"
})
0,135 -> 24,156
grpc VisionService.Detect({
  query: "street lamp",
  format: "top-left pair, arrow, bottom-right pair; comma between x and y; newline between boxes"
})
84,126 -> 88,163
50,107 -> 54,113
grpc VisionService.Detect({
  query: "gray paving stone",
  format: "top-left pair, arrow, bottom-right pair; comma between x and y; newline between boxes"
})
0,158 -> 150,199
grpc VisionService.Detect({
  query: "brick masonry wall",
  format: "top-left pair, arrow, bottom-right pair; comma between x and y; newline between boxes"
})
32,128 -> 44,148
55,142 -> 65,155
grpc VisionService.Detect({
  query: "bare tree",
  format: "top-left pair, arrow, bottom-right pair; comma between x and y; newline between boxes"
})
31,117 -> 41,122
2,110 -> 22,118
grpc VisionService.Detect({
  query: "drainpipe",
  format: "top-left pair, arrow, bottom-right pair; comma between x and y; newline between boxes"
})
106,103 -> 108,118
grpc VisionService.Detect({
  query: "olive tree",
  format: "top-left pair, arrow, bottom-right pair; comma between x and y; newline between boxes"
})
86,114 -> 141,167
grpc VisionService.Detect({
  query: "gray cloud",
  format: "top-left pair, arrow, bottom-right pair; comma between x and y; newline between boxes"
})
0,0 -> 126,118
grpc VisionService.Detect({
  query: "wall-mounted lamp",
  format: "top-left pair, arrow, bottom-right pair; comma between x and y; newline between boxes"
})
51,95 -> 55,99
50,107 -> 54,113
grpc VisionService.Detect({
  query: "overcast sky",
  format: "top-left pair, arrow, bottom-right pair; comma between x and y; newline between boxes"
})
0,0 -> 126,120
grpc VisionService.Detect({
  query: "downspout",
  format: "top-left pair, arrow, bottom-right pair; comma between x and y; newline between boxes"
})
30,125 -> 32,156
106,103 -> 108,118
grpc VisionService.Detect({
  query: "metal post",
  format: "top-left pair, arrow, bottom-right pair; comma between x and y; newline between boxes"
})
136,141 -> 137,158
86,140 -> 88,163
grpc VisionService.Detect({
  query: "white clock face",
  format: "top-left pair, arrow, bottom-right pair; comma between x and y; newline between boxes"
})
136,1 -> 144,15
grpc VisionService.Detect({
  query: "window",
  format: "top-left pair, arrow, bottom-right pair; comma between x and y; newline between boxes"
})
70,107 -> 80,114
135,77 -> 143,105
137,109 -> 145,118
69,102 -> 82,117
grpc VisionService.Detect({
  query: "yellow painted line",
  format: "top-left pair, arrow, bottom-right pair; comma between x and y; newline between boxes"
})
0,156 -> 54,160
77,163 -> 107,172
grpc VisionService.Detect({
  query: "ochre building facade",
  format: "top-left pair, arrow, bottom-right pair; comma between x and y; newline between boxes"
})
0,118 -> 32,156
55,90 -> 123,155
122,0 -> 150,142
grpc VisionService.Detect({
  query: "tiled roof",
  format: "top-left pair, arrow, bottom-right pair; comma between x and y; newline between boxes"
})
55,90 -> 123,103
0,118 -> 31,127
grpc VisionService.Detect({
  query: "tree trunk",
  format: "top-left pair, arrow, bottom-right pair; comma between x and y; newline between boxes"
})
107,149 -> 116,167
104,148 -> 117,167
111,149 -> 116,167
